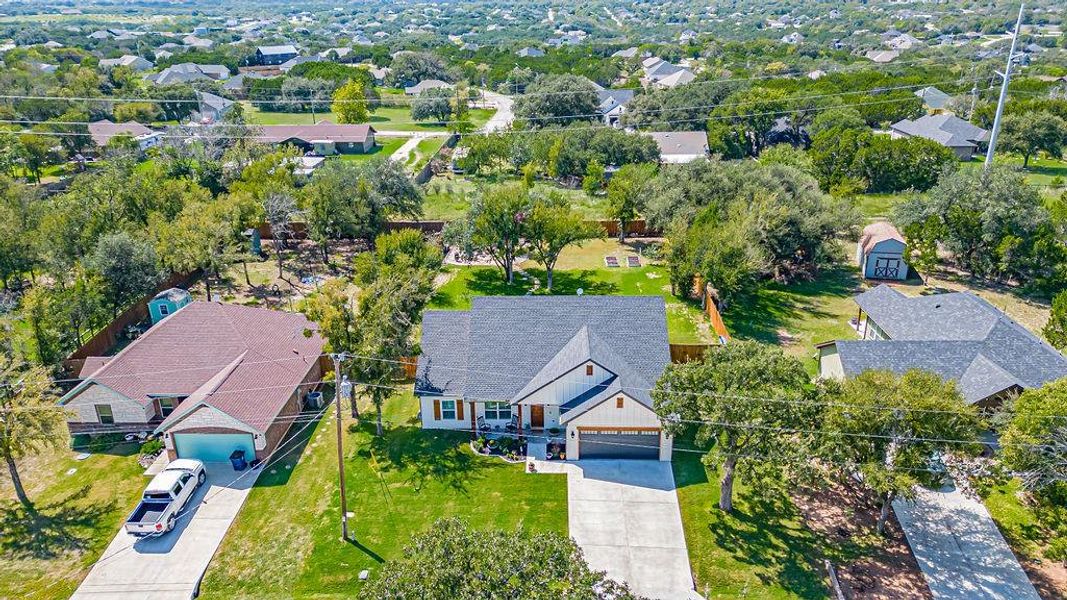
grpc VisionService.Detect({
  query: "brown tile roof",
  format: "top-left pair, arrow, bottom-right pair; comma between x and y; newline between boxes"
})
254,122 -> 376,145
87,119 -> 155,147
65,302 -> 323,433
860,221 -> 905,254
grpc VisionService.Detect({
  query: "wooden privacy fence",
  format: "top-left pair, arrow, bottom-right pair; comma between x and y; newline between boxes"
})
669,343 -> 713,363
62,270 -> 201,374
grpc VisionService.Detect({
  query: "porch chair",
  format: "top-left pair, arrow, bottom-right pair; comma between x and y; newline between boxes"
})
504,414 -> 519,433
476,415 -> 491,433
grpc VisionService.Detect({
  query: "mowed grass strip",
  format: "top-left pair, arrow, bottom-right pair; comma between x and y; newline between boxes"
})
200,391 -> 567,598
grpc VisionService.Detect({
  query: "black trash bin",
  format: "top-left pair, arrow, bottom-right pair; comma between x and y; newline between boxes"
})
229,449 -> 248,471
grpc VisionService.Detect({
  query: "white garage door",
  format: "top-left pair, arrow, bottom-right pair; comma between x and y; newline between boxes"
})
173,433 -> 255,463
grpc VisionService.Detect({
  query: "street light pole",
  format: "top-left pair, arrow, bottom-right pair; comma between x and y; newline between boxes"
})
984,3 -> 1026,169
332,352 -> 349,541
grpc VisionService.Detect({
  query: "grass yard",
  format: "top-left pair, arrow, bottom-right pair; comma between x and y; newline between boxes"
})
243,102 -> 495,132
852,193 -> 901,220
988,153 -> 1067,189
981,480 -> 1067,596
431,249 -> 711,344
338,136 -> 405,162
423,173 -> 610,221
200,391 -> 567,598
722,265 -> 864,374
674,453 -> 831,598
0,436 -> 148,599
406,136 -> 447,170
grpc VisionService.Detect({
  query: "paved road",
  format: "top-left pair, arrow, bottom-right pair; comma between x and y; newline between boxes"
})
893,482 -> 1041,600
71,462 -> 258,600
565,460 -> 700,600
479,90 -> 514,132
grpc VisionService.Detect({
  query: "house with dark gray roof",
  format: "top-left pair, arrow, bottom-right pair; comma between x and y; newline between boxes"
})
597,89 -> 635,127
415,296 -> 675,460
256,44 -> 299,65
890,114 -> 989,160
817,285 -> 1067,407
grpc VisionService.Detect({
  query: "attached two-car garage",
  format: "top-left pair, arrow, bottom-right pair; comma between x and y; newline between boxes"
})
578,428 -> 661,460
173,432 -> 256,463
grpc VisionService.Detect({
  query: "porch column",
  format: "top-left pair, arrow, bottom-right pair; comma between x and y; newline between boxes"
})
469,401 -> 476,432
518,404 -> 523,430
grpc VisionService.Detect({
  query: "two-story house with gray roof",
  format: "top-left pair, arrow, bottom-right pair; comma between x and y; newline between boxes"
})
817,285 -> 1067,408
415,296 -> 675,460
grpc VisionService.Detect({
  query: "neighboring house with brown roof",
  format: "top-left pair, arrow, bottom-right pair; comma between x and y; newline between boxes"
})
254,122 -> 377,155
59,302 -> 324,463
87,120 -> 162,152
856,221 -> 908,280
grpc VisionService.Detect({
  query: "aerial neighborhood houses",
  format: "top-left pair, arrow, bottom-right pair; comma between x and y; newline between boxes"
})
255,44 -> 300,65
647,131 -> 710,163
99,54 -> 154,72
59,301 -> 324,463
86,120 -> 163,153
403,79 -> 454,95
890,113 -> 990,160
253,123 -> 378,155
144,62 -> 230,85
818,285 -> 1067,409
416,296 -> 675,461
640,56 -> 696,89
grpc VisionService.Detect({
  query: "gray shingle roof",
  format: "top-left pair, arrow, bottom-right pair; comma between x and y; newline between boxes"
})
837,285 -> 1067,403
415,296 -> 670,411
890,114 -> 989,149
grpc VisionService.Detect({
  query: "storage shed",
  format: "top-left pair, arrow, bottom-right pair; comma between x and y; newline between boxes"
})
857,222 -> 908,280
149,288 -> 192,324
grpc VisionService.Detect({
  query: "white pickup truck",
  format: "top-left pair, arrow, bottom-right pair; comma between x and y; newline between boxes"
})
124,459 -> 206,537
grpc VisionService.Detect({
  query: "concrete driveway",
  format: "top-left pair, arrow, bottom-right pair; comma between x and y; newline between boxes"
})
71,462 -> 258,600
566,460 -> 699,599
893,482 -> 1041,600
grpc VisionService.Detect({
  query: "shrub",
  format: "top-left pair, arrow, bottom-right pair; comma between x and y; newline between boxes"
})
140,439 -> 164,456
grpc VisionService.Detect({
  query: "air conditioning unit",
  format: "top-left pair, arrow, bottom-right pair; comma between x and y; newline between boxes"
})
305,391 -> 324,409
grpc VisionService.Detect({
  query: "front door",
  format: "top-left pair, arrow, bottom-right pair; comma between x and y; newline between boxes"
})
530,405 -> 544,429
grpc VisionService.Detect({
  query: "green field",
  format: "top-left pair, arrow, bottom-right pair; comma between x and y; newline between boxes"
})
431,259 -> 709,344
0,436 -> 147,599
423,173 -> 609,221
243,102 -> 495,132
337,136 -> 405,162
200,391 -> 567,598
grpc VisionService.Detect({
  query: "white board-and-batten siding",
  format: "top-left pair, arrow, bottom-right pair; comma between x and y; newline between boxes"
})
564,391 -> 673,461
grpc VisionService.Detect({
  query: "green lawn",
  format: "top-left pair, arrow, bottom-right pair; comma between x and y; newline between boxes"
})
200,391 -> 567,598
431,262 -> 709,344
983,479 -> 1066,563
243,102 -> 495,132
423,173 -> 609,221
407,136 -> 447,170
337,136 -> 405,162
722,265 -> 864,374
0,436 -> 147,599
675,453 -> 836,599
989,153 -> 1067,188
852,193 -> 900,220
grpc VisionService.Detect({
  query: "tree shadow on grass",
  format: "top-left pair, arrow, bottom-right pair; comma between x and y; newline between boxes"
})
0,488 -> 113,560
254,409 -> 322,488
707,487 -> 830,599
357,423 -> 501,494
724,266 -> 861,345
69,433 -> 141,457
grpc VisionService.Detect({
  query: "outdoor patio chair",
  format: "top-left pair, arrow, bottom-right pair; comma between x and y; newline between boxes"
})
476,416 -> 491,432
504,415 -> 519,433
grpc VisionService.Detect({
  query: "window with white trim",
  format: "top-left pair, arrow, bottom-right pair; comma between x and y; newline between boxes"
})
441,399 -> 456,420
484,402 -> 511,420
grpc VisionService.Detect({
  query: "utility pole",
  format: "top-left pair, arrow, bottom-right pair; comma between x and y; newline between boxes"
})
332,353 -> 350,541
984,3 -> 1025,169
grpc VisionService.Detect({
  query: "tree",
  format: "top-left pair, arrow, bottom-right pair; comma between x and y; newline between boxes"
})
1000,111 -> 1067,168
0,353 -> 65,507
652,341 -> 814,512
410,87 -> 454,123
606,163 -> 655,242
902,217 -> 942,285
332,79 -> 369,124
154,203 -> 240,301
85,232 -> 162,316
821,369 -> 981,534
362,518 -> 638,599
17,134 -> 57,184
524,194 -> 601,291
301,280 -> 360,418
1045,292 -> 1067,351
386,52 -> 451,88
263,192 -> 298,278
513,74 -> 600,127
582,159 -> 605,195
470,183 -> 532,283
808,107 -> 867,136
709,87 -> 787,157
1001,378 -> 1067,492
